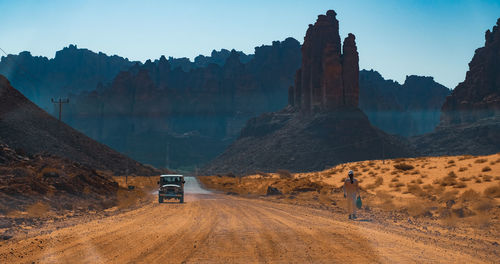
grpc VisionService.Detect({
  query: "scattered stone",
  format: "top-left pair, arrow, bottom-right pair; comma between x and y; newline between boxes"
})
266,186 -> 282,196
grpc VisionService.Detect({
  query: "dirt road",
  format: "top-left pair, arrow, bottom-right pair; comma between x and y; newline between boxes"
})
0,177 -> 495,263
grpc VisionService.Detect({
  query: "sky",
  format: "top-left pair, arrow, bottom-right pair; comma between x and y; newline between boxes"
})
0,0 -> 499,89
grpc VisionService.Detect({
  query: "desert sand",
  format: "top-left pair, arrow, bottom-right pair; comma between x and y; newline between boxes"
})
1,154 -> 499,263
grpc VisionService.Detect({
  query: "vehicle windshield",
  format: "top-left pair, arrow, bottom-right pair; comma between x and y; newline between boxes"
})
161,177 -> 182,184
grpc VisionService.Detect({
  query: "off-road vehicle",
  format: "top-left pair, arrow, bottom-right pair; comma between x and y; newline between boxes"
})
158,174 -> 185,203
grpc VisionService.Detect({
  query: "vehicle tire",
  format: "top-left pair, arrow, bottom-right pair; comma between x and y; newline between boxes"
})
180,195 -> 184,204
159,196 -> 163,203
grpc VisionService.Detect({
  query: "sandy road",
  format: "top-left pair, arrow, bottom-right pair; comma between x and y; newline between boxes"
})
0,177 -> 494,263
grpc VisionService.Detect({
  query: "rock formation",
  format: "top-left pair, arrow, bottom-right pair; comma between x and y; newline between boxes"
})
203,10 -> 415,175
359,70 -> 450,137
413,18 -> 500,156
290,10 -> 359,112
440,18 -> 500,126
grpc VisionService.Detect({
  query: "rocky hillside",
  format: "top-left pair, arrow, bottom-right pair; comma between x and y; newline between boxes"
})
412,18 -> 500,156
203,10 -> 415,175
64,39 -> 302,169
359,70 -> 450,136
0,75 -> 158,175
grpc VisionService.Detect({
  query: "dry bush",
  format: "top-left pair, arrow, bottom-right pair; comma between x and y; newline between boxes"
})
474,158 -> 488,164
367,161 -> 376,167
416,178 -> 423,184
277,169 -> 293,179
448,160 -> 455,164
410,170 -> 420,175
468,213 -> 490,228
475,178 -> 482,183
495,176 -> 500,181
448,171 -> 457,178
362,168 -> 369,172
366,176 -> 383,189
391,177 -> 399,182
454,182 -> 467,188
460,189 -> 481,202
458,167 -> 468,172
473,199 -> 494,212
390,170 -> 398,175
394,163 -> 414,171
458,155 -> 474,161
459,177 -> 471,182
407,200 -> 431,217
407,184 -> 425,197
394,182 -> 405,188
482,166 -> 492,172
483,175 -> 493,182
26,202 -> 51,217
483,184 -> 500,198
39,167 -> 63,178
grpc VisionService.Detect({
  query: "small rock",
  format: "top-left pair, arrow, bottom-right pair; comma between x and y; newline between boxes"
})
266,186 -> 282,196
493,241 -> 499,246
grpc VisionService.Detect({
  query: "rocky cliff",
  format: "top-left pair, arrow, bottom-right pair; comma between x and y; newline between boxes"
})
203,10 -> 414,175
412,18 -> 500,156
359,70 -> 450,136
440,18 -> 500,126
65,39 -> 302,170
0,45 -> 135,110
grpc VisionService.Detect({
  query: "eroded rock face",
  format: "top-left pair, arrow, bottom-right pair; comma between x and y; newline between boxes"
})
290,10 -> 359,112
440,18 -> 500,126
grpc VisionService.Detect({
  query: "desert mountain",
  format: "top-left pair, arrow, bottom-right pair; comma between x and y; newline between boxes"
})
0,74 -> 157,175
203,10 -> 414,175
412,18 -> 500,155
63,39 -> 302,169
359,70 -> 450,137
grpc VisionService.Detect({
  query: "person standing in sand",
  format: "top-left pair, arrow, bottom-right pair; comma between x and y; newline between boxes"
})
343,170 -> 360,220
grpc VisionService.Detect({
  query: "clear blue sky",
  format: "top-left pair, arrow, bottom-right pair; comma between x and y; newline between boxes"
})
1,0 -> 499,88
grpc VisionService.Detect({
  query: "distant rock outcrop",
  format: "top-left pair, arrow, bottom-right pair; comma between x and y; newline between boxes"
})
65,39 -> 302,169
290,10 -> 359,111
203,10 -> 414,175
440,18 -> 500,126
0,75 -> 157,175
359,70 -> 450,136
413,18 -> 500,156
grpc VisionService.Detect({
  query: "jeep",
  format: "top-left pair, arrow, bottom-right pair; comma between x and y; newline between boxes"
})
158,174 -> 185,203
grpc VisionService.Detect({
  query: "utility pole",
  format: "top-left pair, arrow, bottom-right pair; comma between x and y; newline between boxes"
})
51,98 -> 69,121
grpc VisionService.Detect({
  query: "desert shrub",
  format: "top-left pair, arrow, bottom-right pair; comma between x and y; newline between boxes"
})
460,189 -> 480,202
438,173 -> 458,187
474,158 -> 488,164
39,167 -> 62,178
26,202 -> 50,217
483,175 -> 493,182
394,182 -> 405,188
459,177 -> 471,182
416,179 -> 423,184
407,184 -> 425,197
394,163 -> 414,171
495,176 -> 500,181
484,184 -> 500,198
390,170 -> 398,175
482,166 -> 491,172
391,177 -> 399,182
454,182 -> 467,188
277,170 -> 292,179
458,155 -> 474,161
410,170 -> 420,175
458,167 -> 468,172
473,199 -> 494,212
475,178 -> 482,183
367,161 -> 376,167
366,176 -> 384,189
448,160 -> 455,164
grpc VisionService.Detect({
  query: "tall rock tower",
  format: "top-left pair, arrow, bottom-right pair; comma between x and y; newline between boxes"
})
290,10 -> 359,112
